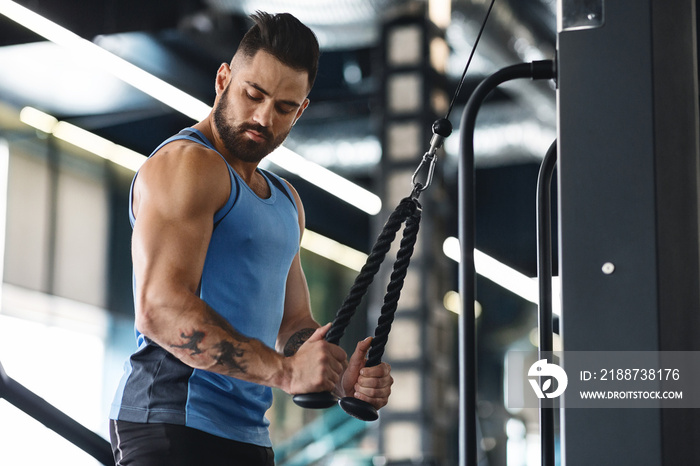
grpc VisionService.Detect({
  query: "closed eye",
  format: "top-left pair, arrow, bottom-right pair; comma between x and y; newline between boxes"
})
276,105 -> 295,115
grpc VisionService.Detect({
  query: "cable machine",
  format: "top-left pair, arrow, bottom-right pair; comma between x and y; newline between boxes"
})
2,1 -> 699,465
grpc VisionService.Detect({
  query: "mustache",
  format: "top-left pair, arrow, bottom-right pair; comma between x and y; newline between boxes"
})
238,123 -> 272,141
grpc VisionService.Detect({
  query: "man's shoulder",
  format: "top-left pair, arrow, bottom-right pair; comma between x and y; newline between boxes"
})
135,138 -> 231,211
143,138 -> 227,178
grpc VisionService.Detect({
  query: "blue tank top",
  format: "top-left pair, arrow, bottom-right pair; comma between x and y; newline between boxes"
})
110,128 -> 300,447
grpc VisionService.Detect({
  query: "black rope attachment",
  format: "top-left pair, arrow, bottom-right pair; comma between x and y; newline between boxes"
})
292,197 -> 422,421
326,197 -> 420,345
365,201 -> 421,367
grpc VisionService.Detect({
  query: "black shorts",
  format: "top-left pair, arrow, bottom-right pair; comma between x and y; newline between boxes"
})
109,420 -> 275,466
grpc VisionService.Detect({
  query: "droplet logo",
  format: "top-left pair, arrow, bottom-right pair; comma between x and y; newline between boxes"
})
528,359 -> 568,399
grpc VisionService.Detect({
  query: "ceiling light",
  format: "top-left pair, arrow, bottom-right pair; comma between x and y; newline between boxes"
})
267,147 -> 382,215
20,106 -> 146,172
442,236 -> 538,304
0,0 -> 210,121
2,0 -> 382,215
443,237 -> 562,316
18,106 -> 58,133
300,229 -> 368,272
52,122 -> 146,172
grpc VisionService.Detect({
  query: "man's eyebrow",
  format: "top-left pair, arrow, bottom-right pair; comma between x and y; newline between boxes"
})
245,81 -> 302,108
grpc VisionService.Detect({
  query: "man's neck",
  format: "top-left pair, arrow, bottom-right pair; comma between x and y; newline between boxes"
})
192,119 -> 270,198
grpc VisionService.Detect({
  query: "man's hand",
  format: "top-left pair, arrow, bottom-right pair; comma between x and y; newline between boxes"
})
340,337 -> 393,410
283,324 -> 347,395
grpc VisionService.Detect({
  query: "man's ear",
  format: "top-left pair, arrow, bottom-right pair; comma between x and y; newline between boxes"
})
215,63 -> 231,96
293,98 -> 310,126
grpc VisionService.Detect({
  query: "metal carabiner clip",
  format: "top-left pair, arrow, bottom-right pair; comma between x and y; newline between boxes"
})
411,151 -> 437,199
410,118 -> 452,199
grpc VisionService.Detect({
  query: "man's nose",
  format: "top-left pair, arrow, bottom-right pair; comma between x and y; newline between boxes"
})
252,101 -> 274,128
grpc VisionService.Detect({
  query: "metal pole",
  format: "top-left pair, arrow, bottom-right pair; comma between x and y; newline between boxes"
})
0,361 -> 114,465
458,60 -> 555,465
537,140 -> 557,466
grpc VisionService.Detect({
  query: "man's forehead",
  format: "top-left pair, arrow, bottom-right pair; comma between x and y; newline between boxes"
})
232,50 -> 311,95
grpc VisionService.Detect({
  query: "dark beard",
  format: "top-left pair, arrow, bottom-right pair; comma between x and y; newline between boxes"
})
213,86 -> 289,163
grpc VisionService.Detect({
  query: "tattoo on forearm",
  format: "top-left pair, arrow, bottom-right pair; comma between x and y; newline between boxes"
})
170,305 -> 253,376
284,328 -> 316,357
213,340 -> 247,374
171,331 -> 205,356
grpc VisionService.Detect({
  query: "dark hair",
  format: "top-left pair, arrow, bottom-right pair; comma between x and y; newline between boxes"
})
236,11 -> 319,90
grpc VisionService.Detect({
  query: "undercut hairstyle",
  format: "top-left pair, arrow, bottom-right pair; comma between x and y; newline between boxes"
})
236,11 -> 320,91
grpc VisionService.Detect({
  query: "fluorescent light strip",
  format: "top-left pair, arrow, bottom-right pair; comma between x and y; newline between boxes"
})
18,106 -> 57,133
474,248 -> 540,304
300,230 -> 368,272
442,236 -> 539,304
267,148 -> 382,215
0,0 -> 382,215
443,236 -> 562,316
0,0 -> 210,121
53,122 -> 146,172
20,107 -> 146,172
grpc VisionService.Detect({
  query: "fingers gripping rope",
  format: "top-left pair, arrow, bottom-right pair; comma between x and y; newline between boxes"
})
292,197 -> 422,420
339,201 -> 422,421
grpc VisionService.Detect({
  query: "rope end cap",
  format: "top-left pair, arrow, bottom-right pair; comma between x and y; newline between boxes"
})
432,118 -> 453,138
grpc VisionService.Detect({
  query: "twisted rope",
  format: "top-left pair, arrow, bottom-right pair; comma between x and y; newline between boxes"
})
366,205 -> 421,367
325,197 -> 421,345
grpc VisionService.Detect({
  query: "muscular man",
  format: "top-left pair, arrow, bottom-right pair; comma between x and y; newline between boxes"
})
109,12 -> 392,465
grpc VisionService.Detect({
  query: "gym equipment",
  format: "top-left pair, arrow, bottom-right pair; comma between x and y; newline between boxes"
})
537,140 -> 557,466
458,59 -> 556,464
0,360 -> 114,466
293,176 -> 430,421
